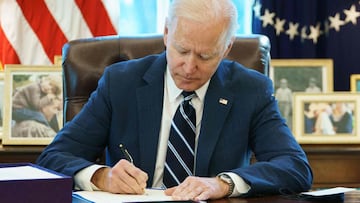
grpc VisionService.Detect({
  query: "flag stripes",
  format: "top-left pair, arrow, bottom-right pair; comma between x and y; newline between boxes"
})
17,0 -> 68,65
0,0 -> 118,70
0,25 -> 20,68
75,0 -> 117,36
45,0 -> 93,41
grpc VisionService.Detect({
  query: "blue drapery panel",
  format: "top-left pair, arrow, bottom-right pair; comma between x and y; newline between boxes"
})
252,0 -> 360,91
119,0 -> 158,34
118,0 -> 254,35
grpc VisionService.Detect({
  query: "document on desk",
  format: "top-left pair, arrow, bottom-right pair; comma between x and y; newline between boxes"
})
0,163 -> 73,203
74,188 -> 197,203
301,187 -> 356,196
0,165 -> 63,180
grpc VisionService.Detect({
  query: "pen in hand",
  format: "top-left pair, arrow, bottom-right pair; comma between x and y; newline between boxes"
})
119,144 -> 147,194
119,144 -> 134,164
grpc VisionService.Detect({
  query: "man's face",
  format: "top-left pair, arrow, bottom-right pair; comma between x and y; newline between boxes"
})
164,17 -> 232,91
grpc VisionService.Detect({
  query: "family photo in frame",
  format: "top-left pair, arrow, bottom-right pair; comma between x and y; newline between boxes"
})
293,92 -> 360,144
2,65 -> 63,145
270,59 -> 334,131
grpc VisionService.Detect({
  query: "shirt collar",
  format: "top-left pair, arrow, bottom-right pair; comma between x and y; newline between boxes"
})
166,66 -> 209,102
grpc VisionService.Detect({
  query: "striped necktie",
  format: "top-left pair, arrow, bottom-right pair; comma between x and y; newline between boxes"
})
163,91 -> 196,188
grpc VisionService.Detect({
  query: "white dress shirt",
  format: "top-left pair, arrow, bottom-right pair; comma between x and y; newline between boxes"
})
74,67 -> 250,196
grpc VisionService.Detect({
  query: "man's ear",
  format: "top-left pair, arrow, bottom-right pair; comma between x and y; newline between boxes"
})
223,37 -> 235,57
163,18 -> 169,47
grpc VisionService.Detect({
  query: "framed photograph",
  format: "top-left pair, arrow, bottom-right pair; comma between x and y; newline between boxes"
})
293,92 -> 360,144
0,71 -> 4,139
350,74 -> 360,92
2,65 -> 63,145
270,59 -> 334,130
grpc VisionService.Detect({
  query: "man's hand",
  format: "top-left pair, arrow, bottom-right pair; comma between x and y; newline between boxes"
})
91,159 -> 148,194
164,176 -> 229,201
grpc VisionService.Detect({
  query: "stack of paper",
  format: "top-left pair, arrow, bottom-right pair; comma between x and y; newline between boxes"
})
0,163 -> 72,203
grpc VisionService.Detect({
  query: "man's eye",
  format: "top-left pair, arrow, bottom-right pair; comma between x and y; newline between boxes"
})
200,55 -> 211,60
178,50 -> 188,55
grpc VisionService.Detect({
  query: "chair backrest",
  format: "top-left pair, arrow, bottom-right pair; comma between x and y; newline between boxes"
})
62,34 -> 271,122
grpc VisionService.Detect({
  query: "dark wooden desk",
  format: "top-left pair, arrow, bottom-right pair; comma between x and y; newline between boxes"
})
0,145 -> 44,163
301,144 -> 360,188
1,144 -> 360,189
72,190 -> 360,203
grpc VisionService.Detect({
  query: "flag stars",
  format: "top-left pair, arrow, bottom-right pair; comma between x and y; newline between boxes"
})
260,9 -> 275,27
286,22 -> 299,40
274,17 -> 286,35
329,13 -> 345,31
253,0 -> 262,18
344,5 -> 360,24
254,3 -> 360,44
308,23 -> 322,44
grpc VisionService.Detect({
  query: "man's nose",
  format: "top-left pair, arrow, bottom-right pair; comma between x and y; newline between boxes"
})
183,54 -> 197,73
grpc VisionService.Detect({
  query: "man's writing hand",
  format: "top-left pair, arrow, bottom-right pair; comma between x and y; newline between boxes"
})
164,176 -> 229,201
91,159 -> 148,194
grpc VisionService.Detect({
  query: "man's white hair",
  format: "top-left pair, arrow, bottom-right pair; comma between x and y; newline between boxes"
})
166,0 -> 239,48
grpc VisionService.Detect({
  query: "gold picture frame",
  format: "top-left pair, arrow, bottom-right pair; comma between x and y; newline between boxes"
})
350,74 -> 360,93
293,92 -> 360,144
3,65 -> 63,145
270,59 -> 334,131
54,55 -> 62,66
0,71 -> 4,139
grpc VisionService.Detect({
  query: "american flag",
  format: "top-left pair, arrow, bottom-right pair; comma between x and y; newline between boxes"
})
0,0 -> 119,70
252,0 -> 360,91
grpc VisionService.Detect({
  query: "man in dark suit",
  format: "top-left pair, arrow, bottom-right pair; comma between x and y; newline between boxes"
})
37,0 -> 312,201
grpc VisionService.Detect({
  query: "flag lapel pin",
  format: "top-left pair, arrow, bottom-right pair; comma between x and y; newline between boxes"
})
219,98 -> 228,105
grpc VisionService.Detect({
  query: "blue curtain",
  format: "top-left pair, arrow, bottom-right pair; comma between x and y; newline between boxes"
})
252,0 -> 360,91
118,0 -> 253,35
119,0 -> 158,34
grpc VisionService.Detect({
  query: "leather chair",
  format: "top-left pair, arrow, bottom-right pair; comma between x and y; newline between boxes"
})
62,34 -> 271,122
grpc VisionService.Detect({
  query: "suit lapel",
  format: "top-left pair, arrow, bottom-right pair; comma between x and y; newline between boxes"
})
136,54 -> 167,183
195,65 -> 234,176
134,55 -> 233,179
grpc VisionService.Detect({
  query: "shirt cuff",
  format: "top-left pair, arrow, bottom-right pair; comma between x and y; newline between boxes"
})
223,172 -> 251,197
74,164 -> 108,191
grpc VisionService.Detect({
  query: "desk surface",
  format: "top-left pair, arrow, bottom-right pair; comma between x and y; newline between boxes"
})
1,144 -> 360,189
72,190 -> 360,203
